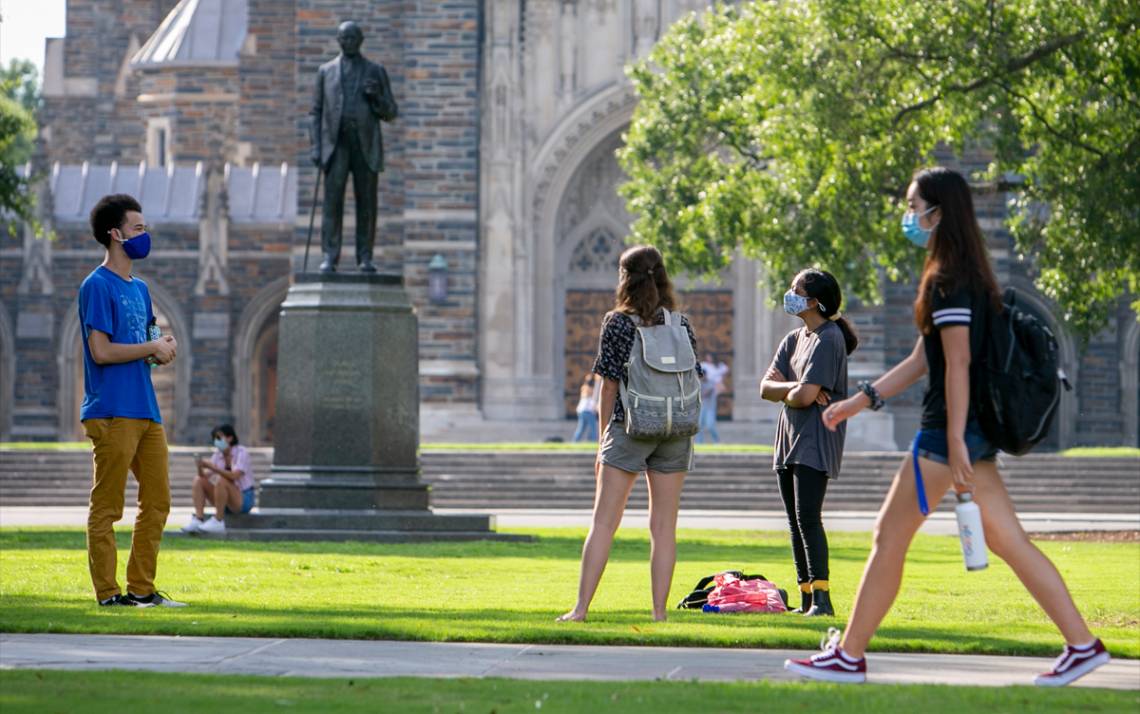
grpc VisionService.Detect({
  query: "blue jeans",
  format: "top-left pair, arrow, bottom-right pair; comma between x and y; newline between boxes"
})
573,411 -> 598,442
697,400 -> 719,444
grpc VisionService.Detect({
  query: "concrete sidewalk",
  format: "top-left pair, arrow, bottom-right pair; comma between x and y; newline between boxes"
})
0,634 -> 1134,689
2,506 -> 1138,535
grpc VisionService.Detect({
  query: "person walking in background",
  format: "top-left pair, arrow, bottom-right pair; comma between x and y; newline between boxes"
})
182,424 -> 256,535
697,353 -> 728,444
761,269 -> 858,617
80,193 -> 185,608
558,245 -> 703,623
785,167 -> 1109,686
572,374 -> 600,442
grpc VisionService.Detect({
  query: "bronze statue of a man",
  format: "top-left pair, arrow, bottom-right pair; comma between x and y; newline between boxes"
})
309,21 -> 398,273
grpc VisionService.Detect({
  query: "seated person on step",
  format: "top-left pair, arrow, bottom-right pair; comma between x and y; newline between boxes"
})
182,424 -> 255,535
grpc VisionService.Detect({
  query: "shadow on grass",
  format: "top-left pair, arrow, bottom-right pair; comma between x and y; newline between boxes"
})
0,593 -> 1095,658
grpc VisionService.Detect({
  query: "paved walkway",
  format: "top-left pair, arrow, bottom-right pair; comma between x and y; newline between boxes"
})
0,634 -> 1134,689
2,507 -> 1137,535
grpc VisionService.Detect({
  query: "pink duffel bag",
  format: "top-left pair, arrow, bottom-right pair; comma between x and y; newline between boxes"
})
705,571 -> 788,613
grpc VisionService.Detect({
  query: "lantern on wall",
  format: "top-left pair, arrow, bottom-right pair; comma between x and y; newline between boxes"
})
427,254 -> 449,304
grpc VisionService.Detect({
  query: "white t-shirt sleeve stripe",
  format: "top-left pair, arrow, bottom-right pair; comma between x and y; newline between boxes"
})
932,308 -> 972,317
933,315 -> 972,325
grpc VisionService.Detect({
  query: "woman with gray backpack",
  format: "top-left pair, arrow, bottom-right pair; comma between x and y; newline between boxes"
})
558,245 -> 703,623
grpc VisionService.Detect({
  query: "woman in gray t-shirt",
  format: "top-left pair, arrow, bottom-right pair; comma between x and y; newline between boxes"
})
761,269 -> 859,617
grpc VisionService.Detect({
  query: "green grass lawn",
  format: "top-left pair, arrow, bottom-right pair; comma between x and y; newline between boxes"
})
1,527 -> 1137,658
1059,446 -> 1140,458
0,671 -> 1134,714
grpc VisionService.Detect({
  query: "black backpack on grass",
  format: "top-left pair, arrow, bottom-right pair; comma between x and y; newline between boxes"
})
973,288 -> 1072,456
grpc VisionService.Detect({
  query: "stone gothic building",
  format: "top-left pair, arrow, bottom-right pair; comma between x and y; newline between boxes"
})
2,0 -> 1137,449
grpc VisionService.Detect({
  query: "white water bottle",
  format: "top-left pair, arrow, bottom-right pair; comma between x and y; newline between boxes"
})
955,492 -> 988,571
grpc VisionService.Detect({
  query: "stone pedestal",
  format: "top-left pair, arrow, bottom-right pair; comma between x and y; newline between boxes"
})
228,273 -> 524,542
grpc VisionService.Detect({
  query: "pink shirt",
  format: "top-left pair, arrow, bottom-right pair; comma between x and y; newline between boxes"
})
211,445 -> 255,491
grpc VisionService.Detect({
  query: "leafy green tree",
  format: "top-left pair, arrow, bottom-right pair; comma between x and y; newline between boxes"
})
2,59 -> 39,161
1,59 -> 39,231
619,0 -> 1139,339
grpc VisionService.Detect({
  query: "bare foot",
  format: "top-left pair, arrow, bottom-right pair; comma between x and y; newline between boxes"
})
556,609 -> 587,622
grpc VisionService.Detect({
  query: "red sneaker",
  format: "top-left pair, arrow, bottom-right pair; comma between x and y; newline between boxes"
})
784,628 -> 867,683
1034,639 -> 1110,687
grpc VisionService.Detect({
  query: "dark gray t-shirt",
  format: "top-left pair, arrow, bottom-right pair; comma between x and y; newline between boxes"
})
770,321 -> 848,478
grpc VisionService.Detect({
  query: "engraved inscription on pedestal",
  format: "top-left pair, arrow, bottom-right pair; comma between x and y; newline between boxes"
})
318,359 -> 367,412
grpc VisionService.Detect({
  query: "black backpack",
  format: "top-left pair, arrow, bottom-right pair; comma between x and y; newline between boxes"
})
973,288 -> 1072,456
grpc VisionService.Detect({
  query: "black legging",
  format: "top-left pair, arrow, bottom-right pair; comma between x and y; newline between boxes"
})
776,463 -> 830,584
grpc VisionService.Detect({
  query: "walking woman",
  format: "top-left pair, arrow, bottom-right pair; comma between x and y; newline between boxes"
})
761,269 -> 858,617
785,167 -> 1109,686
558,245 -> 702,622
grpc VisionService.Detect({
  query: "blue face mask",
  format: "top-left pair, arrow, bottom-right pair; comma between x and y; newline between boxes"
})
213,438 -> 228,450
901,207 -> 936,248
783,290 -> 812,316
118,231 -> 152,260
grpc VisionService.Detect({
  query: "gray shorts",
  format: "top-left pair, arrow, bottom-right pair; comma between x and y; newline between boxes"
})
599,420 -> 694,474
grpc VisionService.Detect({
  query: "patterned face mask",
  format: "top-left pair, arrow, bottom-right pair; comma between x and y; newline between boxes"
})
783,290 -> 812,316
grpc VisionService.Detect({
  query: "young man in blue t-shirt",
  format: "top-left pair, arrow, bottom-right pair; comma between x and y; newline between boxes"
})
80,194 -> 186,607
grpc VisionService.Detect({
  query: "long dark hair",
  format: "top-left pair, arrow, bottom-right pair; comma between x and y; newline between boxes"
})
797,268 -> 859,355
614,245 -> 678,324
911,167 -> 1002,332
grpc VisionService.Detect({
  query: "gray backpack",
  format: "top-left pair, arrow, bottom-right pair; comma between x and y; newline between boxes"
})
620,309 -> 702,439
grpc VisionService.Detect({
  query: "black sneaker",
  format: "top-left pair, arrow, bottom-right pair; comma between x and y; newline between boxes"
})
97,593 -> 140,607
124,590 -> 188,608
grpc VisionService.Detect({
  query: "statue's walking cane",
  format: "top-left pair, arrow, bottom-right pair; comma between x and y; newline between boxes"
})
302,168 -> 323,274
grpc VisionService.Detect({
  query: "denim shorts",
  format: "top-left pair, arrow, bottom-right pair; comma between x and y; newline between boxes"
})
225,488 -> 256,515
914,420 -> 998,465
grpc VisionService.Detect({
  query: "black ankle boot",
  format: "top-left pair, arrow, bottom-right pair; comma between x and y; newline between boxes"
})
803,589 -> 835,617
791,590 -> 812,614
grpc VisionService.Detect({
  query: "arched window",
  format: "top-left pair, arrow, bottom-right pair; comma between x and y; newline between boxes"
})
568,227 -> 621,274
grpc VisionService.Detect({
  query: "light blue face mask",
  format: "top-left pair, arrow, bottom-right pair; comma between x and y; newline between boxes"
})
213,438 -> 228,450
901,206 -> 937,247
783,290 -> 812,316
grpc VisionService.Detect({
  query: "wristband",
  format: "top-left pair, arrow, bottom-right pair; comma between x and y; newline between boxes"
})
857,380 -> 885,411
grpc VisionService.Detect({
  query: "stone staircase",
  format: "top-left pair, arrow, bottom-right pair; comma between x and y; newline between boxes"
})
1,448 -> 1137,514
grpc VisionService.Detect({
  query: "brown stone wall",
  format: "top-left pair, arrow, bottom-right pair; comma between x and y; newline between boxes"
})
240,0 -> 300,164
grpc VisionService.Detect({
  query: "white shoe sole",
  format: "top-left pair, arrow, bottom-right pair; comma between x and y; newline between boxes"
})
784,659 -> 866,683
1034,651 -> 1110,687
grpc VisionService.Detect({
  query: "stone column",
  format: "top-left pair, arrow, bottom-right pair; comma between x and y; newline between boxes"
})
228,273 -> 523,542
260,273 -> 423,509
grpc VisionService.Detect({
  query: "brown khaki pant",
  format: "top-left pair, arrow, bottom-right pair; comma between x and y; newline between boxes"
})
83,418 -> 170,601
